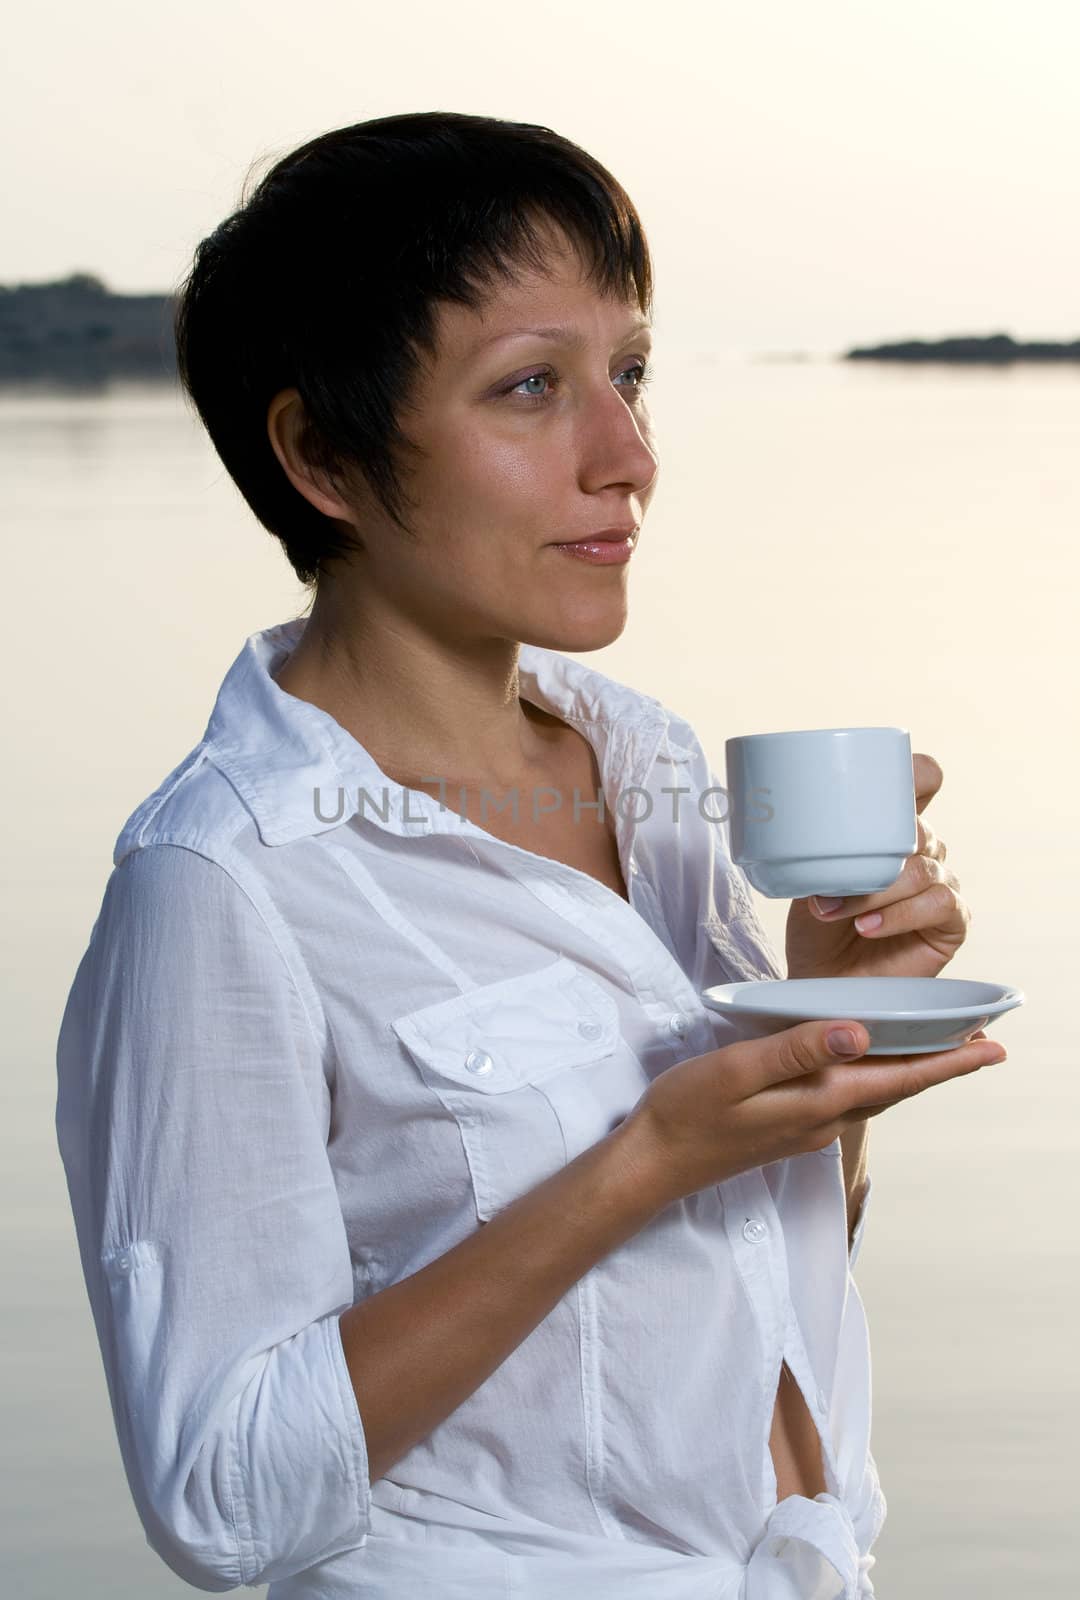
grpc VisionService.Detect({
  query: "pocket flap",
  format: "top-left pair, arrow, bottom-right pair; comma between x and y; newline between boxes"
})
391,956 -> 620,1094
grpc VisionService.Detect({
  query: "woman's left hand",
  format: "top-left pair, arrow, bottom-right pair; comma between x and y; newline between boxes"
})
784,753 -> 972,980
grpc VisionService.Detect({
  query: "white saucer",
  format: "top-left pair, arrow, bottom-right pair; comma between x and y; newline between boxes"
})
700,976 -> 1024,1055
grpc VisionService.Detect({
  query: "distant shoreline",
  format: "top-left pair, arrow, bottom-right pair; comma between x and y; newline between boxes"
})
2,275 -> 1078,380
0,274 -> 177,382
843,333 -> 1080,363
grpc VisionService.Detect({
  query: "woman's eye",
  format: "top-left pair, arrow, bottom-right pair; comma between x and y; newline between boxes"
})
504,360 -> 654,406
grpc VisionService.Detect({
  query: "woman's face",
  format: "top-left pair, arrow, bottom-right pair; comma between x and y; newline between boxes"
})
275,227 -> 660,656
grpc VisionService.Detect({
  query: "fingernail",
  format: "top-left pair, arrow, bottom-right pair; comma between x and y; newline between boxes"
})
984,1048 -> 1007,1064
814,897 -> 844,915
854,912 -> 883,932
827,1027 -> 862,1055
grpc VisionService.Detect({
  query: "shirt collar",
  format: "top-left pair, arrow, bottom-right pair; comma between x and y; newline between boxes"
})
203,616 -> 670,848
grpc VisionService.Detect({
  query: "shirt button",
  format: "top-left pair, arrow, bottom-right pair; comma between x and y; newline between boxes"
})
742,1218 -> 769,1244
116,1254 -> 132,1272
667,1012 -> 689,1040
464,1048 -> 495,1076
577,1019 -> 604,1041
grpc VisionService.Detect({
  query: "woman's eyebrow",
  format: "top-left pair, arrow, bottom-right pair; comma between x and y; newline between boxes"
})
474,319 -> 652,354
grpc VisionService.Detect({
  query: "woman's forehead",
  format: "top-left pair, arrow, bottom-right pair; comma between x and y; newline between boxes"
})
434,271 -> 644,364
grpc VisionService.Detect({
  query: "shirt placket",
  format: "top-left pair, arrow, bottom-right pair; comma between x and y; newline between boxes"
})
722,1167 -> 846,1513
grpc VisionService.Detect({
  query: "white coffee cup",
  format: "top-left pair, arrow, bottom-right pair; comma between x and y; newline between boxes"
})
724,726 -> 917,899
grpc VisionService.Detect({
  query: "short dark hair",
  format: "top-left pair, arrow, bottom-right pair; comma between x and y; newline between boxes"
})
172,110 -> 654,592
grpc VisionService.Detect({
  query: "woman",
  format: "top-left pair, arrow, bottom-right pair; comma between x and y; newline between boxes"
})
54,111 -> 1002,1599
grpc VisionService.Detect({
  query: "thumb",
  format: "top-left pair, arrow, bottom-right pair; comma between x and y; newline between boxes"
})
776,1018 -> 869,1076
822,1021 -> 868,1058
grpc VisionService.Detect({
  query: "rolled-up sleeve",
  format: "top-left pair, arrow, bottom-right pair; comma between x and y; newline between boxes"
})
54,842 -> 370,1591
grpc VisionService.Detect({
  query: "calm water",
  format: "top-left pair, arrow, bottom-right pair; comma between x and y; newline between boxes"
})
3,358 -> 1076,1597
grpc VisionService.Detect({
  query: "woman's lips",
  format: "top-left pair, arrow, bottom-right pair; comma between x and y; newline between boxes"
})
550,534 -> 635,564
550,537 -> 633,563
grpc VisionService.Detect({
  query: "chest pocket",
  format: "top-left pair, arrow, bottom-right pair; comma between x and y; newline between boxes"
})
390,956 -> 647,1222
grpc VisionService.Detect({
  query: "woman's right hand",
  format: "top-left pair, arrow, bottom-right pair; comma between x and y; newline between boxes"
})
617,1019 -> 1007,1208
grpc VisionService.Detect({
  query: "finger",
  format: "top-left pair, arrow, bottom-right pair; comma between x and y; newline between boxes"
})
835,1062 -> 985,1124
916,815 -> 947,862
832,1033 -> 1007,1113
731,1017 -> 870,1099
811,852 -> 948,921
846,879 -> 970,941
836,1044 -> 986,1119
913,752 -> 944,814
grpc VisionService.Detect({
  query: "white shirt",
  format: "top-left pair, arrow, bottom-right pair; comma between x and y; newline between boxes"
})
55,616 -> 885,1599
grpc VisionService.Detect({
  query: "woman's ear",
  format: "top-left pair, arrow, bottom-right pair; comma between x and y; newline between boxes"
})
266,387 -> 355,520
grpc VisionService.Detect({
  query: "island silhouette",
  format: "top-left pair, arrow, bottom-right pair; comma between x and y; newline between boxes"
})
1,273 -> 1078,380
845,333 -> 1080,364
0,273 -> 176,382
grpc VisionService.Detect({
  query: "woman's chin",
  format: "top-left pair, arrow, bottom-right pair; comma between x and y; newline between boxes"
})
519,604 -> 629,656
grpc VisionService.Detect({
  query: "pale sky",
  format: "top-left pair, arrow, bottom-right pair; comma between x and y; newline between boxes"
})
4,0 -> 1077,353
